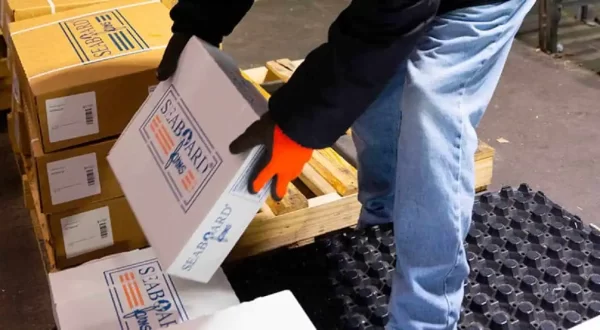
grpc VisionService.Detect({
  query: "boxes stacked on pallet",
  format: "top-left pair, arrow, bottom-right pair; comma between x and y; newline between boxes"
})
5,0 -> 173,272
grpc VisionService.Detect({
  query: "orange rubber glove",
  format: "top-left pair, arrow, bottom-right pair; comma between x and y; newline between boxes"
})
229,113 -> 313,201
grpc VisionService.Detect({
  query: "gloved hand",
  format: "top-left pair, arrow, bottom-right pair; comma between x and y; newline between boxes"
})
156,33 -> 192,81
229,113 -> 313,201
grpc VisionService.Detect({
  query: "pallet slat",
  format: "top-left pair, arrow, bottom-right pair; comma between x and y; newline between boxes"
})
265,183 -> 309,215
308,148 -> 358,197
232,195 -> 361,260
25,176 -> 57,273
299,164 -> 337,196
265,59 -> 301,83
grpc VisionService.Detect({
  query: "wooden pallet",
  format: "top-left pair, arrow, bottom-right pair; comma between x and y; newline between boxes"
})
23,174 -> 57,273
229,59 -> 496,260
18,58 -> 495,271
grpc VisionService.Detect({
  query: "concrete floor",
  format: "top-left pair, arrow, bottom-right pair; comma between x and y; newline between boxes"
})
0,0 -> 599,328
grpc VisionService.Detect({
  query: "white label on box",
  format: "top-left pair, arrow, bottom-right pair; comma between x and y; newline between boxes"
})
148,84 -> 157,94
61,206 -> 114,258
46,92 -> 99,143
12,70 -> 20,104
47,153 -> 102,205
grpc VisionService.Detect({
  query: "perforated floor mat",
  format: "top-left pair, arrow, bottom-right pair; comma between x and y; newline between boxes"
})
224,184 -> 600,330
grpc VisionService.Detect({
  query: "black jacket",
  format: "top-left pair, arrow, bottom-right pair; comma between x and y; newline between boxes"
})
170,0 -> 506,149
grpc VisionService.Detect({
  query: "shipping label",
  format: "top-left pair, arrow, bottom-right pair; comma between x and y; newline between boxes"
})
104,259 -> 189,329
47,153 -> 101,205
139,85 -> 222,214
61,206 -> 114,258
46,91 -> 99,143
59,10 -> 149,63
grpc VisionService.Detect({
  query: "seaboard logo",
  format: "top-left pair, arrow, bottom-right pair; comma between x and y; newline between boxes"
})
140,85 -> 223,213
59,10 -> 150,63
105,259 -> 189,329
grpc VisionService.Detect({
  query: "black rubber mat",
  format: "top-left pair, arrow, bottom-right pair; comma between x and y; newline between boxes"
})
224,184 -> 600,330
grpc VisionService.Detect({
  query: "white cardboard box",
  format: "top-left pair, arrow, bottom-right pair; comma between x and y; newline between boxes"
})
49,248 -> 240,330
171,291 -> 316,330
107,37 -> 270,283
571,315 -> 600,330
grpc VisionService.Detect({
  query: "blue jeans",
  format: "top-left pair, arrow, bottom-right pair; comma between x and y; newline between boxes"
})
351,0 -> 536,329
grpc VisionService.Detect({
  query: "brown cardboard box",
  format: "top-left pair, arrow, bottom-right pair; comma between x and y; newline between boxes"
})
1,0 -> 114,82
49,197 -> 148,269
24,104 -> 123,214
26,176 -> 148,270
9,0 -> 171,152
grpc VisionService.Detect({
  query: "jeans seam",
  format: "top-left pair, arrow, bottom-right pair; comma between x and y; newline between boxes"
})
441,20 -> 510,328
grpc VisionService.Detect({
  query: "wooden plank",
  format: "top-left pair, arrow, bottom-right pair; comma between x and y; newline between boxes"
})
231,194 -> 361,260
241,65 -> 280,86
26,175 -> 57,273
240,70 -> 272,100
308,192 -> 342,208
288,238 -> 316,249
265,182 -> 309,215
22,175 -> 33,209
475,140 -> 496,161
299,164 -> 337,196
265,59 -> 297,83
308,148 -> 358,197
259,204 -> 275,217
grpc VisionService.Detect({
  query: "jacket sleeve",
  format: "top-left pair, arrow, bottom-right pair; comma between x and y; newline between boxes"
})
169,0 -> 254,47
268,0 -> 441,149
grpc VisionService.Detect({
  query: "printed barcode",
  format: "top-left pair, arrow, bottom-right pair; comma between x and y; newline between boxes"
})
99,221 -> 108,239
86,168 -> 95,187
85,106 -> 94,125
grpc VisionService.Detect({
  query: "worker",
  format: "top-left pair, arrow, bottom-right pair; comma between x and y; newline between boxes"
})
156,0 -> 535,328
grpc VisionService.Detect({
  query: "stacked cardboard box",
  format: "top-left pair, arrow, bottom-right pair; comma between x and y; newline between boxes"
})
0,0 -> 185,112
46,247 -> 316,329
0,0 -> 121,111
6,0 -> 174,270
